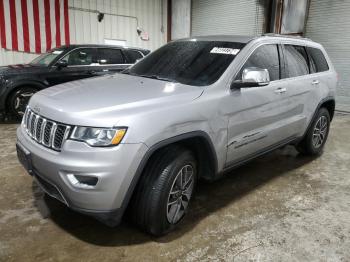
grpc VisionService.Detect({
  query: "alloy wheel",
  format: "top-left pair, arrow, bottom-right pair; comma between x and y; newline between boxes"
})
312,115 -> 328,149
166,164 -> 194,224
14,91 -> 35,116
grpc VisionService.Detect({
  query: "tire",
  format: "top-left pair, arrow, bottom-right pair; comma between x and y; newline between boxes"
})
130,145 -> 197,236
296,107 -> 330,155
7,87 -> 37,119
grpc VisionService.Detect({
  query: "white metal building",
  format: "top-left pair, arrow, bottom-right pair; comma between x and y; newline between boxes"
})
191,0 -> 266,37
0,0 -> 167,65
304,0 -> 350,111
0,0 -> 349,111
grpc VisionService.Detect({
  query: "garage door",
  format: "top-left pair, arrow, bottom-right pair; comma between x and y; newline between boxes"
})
305,0 -> 350,112
191,0 -> 266,36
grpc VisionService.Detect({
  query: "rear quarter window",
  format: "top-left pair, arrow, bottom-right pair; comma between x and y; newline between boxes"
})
307,47 -> 329,73
124,50 -> 144,63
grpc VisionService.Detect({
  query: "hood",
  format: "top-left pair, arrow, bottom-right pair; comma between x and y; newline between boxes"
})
0,64 -> 46,75
29,73 -> 204,126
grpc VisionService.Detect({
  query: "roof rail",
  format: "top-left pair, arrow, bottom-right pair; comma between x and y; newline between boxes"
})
261,33 -> 313,41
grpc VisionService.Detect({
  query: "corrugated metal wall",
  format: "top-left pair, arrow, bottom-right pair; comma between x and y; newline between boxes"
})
0,0 -> 167,66
191,0 -> 266,36
171,0 -> 191,40
305,0 -> 350,111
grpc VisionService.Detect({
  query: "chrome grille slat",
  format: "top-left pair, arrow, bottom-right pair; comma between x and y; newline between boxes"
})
50,123 -> 57,148
28,112 -> 34,135
39,119 -> 46,143
30,113 -> 36,137
22,109 -> 70,151
33,115 -> 40,140
26,111 -> 32,132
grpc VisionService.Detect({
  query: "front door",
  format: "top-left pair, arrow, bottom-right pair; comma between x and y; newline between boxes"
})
225,44 -> 297,166
46,48 -> 98,86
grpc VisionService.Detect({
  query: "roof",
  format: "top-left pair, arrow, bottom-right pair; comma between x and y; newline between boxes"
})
176,34 -> 315,44
56,44 -> 150,52
177,35 -> 257,43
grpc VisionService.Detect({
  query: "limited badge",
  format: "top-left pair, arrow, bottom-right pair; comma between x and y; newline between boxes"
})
210,47 -> 240,55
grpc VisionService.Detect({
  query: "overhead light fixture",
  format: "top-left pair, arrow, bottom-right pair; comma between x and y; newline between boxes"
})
97,12 -> 104,22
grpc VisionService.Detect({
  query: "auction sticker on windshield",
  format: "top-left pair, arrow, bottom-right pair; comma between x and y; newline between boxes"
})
210,47 -> 240,55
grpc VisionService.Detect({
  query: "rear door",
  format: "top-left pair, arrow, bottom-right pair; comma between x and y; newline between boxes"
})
95,48 -> 130,75
279,44 -> 318,136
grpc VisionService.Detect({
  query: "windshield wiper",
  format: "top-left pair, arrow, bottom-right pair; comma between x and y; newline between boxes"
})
138,74 -> 178,83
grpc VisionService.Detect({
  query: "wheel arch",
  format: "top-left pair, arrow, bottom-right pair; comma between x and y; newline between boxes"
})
5,81 -> 45,109
121,131 -> 219,217
320,98 -> 335,121
301,96 -> 335,140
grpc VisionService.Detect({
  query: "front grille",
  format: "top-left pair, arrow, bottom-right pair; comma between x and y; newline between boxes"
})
23,108 -> 71,151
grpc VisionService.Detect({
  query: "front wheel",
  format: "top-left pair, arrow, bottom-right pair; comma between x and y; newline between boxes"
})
8,87 -> 37,119
296,107 -> 330,155
130,146 -> 197,236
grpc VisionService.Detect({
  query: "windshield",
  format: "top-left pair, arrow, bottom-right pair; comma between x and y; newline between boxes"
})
30,48 -> 65,66
125,40 -> 245,86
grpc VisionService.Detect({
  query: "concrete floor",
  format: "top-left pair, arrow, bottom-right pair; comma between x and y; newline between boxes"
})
0,114 -> 350,261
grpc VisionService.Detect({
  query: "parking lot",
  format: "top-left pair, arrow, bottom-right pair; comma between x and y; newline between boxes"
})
0,114 -> 349,261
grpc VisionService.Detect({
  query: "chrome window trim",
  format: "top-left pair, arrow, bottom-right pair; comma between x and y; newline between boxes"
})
55,46 -> 136,68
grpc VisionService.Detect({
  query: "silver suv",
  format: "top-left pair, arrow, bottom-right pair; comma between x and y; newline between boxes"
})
16,35 -> 337,235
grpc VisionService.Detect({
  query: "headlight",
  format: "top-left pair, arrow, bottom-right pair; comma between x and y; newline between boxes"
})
70,126 -> 127,147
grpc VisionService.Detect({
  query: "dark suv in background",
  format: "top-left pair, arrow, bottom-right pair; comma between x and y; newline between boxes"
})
0,45 -> 150,118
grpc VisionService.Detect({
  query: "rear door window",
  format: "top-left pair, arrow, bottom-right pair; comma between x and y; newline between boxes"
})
97,48 -> 125,65
236,44 -> 280,81
283,45 -> 309,78
307,47 -> 329,73
124,50 -> 144,63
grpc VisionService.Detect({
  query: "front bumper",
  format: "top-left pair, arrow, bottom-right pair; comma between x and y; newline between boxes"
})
16,125 -> 147,223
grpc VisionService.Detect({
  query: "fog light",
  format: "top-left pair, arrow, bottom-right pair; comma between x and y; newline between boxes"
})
67,174 -> 98,189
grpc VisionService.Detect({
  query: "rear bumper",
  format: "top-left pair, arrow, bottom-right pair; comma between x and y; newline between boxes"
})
16,125 -> 148,224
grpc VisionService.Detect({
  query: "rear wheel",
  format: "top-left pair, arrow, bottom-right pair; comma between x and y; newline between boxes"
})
130,146 -> 197,236
8,87 -> 37,119
296,107 -> 330,155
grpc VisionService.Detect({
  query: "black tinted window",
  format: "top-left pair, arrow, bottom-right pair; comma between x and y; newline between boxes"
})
124,50 -> 143,63
284,45 -> 309,77
307,47 -> 329,73
63,48 -> 95,66
236,44 -> 280,81
98,48 -> 125,64
126,41 -> 245,86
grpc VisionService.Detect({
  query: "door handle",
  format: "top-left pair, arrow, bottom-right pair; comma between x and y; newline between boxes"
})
274,87 -> 287,94
312,80 -> 320,85
88,70 -> 96,75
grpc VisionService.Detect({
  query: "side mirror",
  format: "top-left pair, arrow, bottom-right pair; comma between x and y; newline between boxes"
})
55,60 -> 68,68
231,67 -> 270,88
